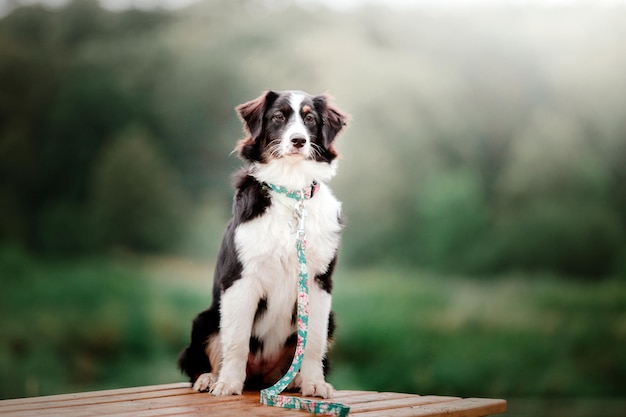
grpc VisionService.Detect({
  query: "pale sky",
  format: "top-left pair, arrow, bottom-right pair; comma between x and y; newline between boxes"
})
3,0 -> 626,16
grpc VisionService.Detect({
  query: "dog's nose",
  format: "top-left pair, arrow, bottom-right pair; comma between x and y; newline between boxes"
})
290,135 -> 307,149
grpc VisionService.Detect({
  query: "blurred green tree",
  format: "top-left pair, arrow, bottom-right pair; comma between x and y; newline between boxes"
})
499,200 -> 623,277
415,170 -> 492,273
1,0 -> 625,277
91,126 -> 190,252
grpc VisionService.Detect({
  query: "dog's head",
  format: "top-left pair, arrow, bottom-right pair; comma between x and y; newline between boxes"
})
236,90 -> 349,164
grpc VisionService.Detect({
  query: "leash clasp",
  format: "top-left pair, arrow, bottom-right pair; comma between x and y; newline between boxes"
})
294,196 -> 307,240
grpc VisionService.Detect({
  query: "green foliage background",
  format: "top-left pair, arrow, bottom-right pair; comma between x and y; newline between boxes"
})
2,0 -> 626,276
1,1 -> 626,415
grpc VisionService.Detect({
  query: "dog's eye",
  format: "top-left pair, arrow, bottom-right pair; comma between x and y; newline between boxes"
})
304,114 -> 316,125
272,112 -> 285,123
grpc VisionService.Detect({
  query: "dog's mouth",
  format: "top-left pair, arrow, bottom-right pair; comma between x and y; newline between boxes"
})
283,146 -> 310,159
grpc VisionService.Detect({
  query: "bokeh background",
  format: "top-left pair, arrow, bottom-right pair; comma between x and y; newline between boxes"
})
1,0 -> 626,415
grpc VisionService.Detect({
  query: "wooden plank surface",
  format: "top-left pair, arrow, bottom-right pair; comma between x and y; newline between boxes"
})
0,383 -> 507,417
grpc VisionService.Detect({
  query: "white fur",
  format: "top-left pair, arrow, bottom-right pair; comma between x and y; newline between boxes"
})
280,92 -> 311,154
251,158 -> 338,191
212,157 -> 342,397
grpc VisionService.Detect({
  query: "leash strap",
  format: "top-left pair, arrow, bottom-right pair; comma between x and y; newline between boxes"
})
260,183 -> 350,417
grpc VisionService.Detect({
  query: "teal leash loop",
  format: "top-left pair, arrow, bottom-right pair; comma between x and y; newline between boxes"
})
260,183 -> 350,417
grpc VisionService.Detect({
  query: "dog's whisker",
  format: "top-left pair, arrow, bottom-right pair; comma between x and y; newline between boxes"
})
268,142 -> 283,158
310,142 -> 324,158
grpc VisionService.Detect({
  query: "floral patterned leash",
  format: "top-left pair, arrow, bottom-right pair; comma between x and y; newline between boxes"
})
260,183 -> 350,417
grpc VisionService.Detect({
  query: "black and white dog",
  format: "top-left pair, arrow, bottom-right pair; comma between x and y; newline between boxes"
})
178,90 -> 349,398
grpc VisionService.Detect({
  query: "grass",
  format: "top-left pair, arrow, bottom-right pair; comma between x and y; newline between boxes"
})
1,246 -> 625,416
328,268 -> 626,416
329,269 -> 626,397
0,247 -> 204,398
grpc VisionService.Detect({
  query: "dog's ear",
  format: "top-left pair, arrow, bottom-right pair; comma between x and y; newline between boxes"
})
236,90 -> 278,142
313,94 -> 349,150
235,90 -> 279,161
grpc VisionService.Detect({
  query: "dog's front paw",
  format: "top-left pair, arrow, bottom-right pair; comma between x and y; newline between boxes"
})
192,373 -> 218,392
210,379 -> 244,396
300,379 -> 335,399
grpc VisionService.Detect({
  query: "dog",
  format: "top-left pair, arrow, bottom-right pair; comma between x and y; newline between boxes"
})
178,90 -> 349,398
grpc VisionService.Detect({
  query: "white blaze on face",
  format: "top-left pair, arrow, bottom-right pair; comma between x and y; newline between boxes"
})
282,92 -> 311,157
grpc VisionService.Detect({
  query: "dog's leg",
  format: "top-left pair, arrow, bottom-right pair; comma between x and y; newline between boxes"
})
296,283 -> 334,398
192,335 -> 222,392
211,278 -> 261,396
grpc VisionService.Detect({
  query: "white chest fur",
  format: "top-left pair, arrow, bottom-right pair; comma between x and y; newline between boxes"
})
233,184 -> 342,355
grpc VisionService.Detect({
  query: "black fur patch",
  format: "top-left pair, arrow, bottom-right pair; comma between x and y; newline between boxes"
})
291,302 -> 298,325
249,336 -> 264,354
315,255 -> 337,293
232,172 -> 272,224
213,222 -> 243,295
254,298 -> 268,323
285,332 -> 298,347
